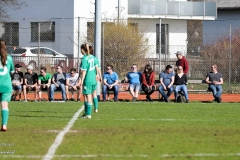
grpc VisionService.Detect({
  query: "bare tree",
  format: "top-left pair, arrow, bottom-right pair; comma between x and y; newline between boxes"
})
0,0 -> 26,21
201,28 -> 240,83
87,21 -> 150,78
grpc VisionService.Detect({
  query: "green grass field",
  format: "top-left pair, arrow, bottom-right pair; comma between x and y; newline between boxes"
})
0,101 -> 240,160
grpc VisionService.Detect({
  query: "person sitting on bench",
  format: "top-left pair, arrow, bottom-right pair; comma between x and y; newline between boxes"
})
174,66 -> 189,103
205,64 -> 223,103
102,65 -> 119,102
124,64 -> 142,102
141,64 -> 155,102
159,65 -> 175,102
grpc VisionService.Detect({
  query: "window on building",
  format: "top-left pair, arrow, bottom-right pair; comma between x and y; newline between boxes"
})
31,22 -> 55,42
156,24 -> 169,54
0,22 -> 19,46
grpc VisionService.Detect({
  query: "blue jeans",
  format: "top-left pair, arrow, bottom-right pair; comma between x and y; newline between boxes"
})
129,83 -> 141,91
50,83 -> 66,100
12,85 -> 22,91
159,85 -> 174,100
174,85 -> 188,101
102,84 -> 119,101
208,84 -> 222,99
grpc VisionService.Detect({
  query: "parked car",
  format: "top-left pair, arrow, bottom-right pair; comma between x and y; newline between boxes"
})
11,47 -> 69,69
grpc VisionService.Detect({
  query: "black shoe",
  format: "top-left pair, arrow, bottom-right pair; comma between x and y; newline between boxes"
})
165,99 -> 169,103
215,97 -> 219,103
186,100 -> 189,103
132,97 -> 137,102
219,97 -> 222,103
148,96 -> 153,102
77,98 -> 80,102
217,97 -> 222,103
146,96 -> 149,101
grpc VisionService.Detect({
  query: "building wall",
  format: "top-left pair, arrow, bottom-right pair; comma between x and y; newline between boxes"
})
135,18 -> 187,59
6,0 -> 74,56
4,0 -> 187,59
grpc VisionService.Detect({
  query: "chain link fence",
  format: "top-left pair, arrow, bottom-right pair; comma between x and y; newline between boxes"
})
1,17 -> 240,93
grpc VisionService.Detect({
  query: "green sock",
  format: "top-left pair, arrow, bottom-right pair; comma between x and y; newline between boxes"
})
93,97 -> 98,110
86,103 -> 92,116
2,109 -> 9,125
84,101 -> 87,114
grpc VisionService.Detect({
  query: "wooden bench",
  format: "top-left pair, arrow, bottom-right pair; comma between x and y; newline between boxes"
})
106,80 -> 162,100
186,80 -> 210,93
106,79 -> 210,100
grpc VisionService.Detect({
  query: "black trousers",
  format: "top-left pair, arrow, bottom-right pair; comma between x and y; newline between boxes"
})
142,85 -> 155,98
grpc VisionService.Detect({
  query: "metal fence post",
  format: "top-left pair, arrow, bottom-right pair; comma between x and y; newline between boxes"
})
77,17 -> 80,73
94,0 -> 102,100
159,18 -> 161,73
38,22 -> 40,74
228,24 -> 232,93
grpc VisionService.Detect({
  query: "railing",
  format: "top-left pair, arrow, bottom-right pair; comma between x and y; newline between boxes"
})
128,0 -> 217,20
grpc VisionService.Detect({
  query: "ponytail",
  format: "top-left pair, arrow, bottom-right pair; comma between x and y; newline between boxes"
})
85,43 -> 90,55
0,40 -> 7,66
81,43 -> 90,55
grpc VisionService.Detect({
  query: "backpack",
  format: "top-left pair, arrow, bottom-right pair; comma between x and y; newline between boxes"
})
177,94 -> 186,103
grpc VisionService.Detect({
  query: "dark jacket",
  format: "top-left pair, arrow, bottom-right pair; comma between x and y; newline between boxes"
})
174,74 -> 187,85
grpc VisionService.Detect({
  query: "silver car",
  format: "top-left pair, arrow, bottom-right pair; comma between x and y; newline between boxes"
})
11,47 -> 69,69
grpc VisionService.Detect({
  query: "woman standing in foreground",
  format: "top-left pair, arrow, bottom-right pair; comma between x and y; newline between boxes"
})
80,43 -> 99,118
0,39 -> 14,131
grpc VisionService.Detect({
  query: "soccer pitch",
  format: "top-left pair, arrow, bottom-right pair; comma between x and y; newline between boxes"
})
0,102 -> 240,160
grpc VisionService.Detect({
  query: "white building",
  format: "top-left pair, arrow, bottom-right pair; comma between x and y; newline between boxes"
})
2,0 -> 216,59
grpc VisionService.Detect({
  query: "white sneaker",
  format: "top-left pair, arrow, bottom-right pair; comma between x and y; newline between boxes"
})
81,115 -> 91,119
94,109 -> 98,113
1,125 -> 7,131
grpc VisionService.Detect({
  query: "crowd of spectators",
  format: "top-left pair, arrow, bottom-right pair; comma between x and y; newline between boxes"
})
11,50 -> 223,103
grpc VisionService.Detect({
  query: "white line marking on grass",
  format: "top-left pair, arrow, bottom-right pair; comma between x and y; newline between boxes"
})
114,118 -> 176,121
47,130 -> 78,133
42,105 -> 84,160
3,153 -> 240,159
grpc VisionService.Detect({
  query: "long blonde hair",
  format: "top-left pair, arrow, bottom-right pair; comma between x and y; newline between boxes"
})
0,40 -> 7,66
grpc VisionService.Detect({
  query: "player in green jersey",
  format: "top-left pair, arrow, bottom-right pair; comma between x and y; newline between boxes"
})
80,44 -> 99,119
0,39 -> 14,131
89,45 -> 102,113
